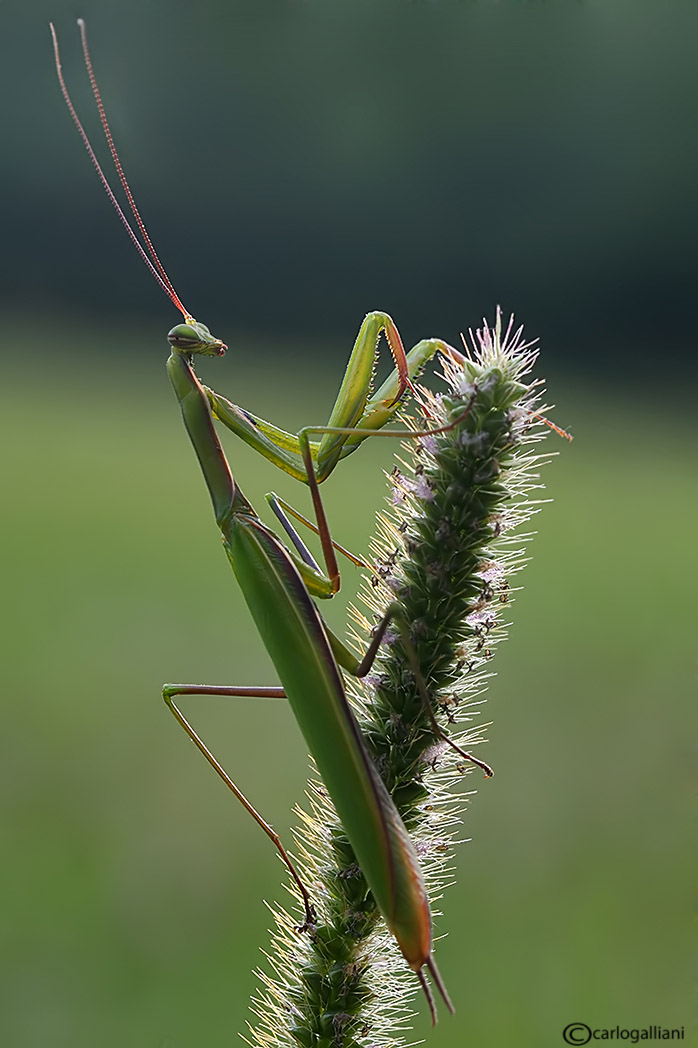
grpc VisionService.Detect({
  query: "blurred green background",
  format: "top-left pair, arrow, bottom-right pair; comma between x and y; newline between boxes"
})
1,2 -> 695,1046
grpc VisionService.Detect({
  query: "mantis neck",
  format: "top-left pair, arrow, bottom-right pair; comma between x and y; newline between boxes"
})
166,351 -> 254,528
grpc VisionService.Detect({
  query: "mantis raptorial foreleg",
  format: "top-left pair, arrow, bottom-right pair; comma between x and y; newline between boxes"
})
203,320 -> 454,485
175,320 -> 460,588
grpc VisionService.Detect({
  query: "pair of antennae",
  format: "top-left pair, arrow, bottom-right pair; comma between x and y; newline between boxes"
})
50,19 -> 192,321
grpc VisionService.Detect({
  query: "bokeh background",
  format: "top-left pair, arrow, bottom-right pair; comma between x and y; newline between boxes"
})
2,2 -> 695,1046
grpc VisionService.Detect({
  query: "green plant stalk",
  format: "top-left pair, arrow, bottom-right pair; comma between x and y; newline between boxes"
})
247,311 -> 557,1048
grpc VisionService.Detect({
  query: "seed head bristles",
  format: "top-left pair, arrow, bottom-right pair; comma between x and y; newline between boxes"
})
246,309 -> 558,1048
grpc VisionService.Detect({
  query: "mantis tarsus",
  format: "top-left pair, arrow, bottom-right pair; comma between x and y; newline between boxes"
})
51,18 -> 494,1022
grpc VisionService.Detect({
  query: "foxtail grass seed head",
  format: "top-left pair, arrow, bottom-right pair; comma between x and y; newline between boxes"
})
247,310 -> 560,1048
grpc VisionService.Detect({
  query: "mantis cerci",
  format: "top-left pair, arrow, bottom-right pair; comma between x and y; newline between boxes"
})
51,19 -> 494,1022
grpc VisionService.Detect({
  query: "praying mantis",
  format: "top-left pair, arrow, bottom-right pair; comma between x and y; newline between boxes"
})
50,19 -> 494,1022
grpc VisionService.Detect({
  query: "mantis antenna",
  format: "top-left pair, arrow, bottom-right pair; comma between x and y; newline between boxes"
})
50,19 -> 195,326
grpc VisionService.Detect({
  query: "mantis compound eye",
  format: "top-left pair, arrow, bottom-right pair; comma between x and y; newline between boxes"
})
168,322 -> 227,357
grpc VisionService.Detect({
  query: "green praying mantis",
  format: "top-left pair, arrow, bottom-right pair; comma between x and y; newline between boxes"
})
51,19 -> 495,1023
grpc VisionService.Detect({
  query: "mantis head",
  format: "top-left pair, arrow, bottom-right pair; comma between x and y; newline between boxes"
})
168,320 -> 227,357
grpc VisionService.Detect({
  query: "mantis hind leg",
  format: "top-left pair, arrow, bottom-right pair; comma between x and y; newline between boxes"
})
322,604 -> 494,779
387,606 -> 495,777
162,682 -> 315,930
383,606 -> 495,778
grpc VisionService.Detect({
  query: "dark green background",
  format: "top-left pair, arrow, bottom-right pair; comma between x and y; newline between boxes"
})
2,2 -> 694,1046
